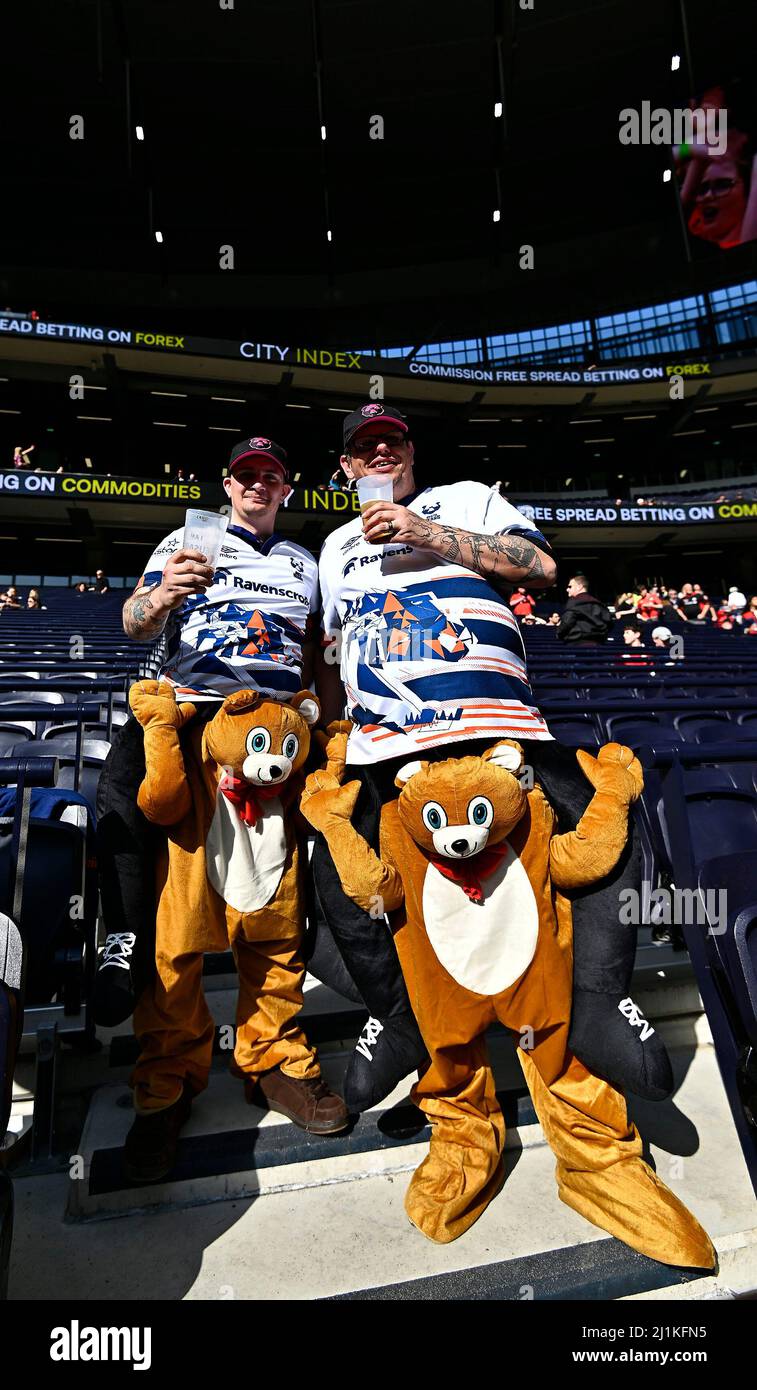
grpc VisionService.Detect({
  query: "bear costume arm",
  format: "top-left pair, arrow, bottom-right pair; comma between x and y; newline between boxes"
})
548,743 -> 643,890
128,680 -> 196,826
300,770 -> 405,913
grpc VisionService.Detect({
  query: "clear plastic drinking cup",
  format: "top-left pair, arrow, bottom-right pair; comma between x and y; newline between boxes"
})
356,476 -> 394,544
182,509 -> 229,569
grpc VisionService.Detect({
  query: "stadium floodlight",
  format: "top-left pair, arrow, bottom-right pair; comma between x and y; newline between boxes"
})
155,230 -> 164,243
565,477 -> 572,486
136,125 -> 145,140
327,229 -> 333,242
680,469 -> 688,478
663,168 -> 672,182
492,209 -> 501,222
321,125 -> 327,140
671,55 -> 681,71
494,101 -> 503,118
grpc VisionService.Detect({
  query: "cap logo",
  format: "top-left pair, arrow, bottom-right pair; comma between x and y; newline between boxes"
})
361,404 -> 384,417
249,437 -> 272,449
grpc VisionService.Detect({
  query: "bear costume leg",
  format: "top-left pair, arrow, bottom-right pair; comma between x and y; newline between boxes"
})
405,1037 -> 506,1245
393,922 -> 505,1242
521,739 -> 673,1101
517,1048 -> 715,1269
232,934 -> 320,1080
131,951 -> 214,1112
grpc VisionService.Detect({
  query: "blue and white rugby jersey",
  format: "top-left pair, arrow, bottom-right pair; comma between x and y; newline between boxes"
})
319,482 -> 553,764
139,524 -> 318,701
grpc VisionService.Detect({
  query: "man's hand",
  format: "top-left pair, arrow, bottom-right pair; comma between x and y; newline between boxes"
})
156,548 -> 215,611
362,503 -> 434,548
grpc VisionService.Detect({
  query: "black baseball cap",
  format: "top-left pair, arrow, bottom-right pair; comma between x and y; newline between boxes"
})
343,402 -> 409,449
228,436 -> 289,480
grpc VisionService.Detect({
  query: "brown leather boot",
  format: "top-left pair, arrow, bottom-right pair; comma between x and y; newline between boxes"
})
242,1066 -> 350,1135
122,1082 -> 193,1184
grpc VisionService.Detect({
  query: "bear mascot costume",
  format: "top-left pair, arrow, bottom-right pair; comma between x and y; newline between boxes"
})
301,735 -> 714,1267
123,680 -> 347,1183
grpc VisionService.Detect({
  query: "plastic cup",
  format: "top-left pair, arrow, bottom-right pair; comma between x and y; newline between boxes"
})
356,476 -> 394,544
182,509 -> 229,569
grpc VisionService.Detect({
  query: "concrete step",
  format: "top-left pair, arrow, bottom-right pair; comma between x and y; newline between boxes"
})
8,1044 -> 756,1301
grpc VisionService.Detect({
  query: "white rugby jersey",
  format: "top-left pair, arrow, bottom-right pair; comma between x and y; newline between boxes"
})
139,524 -> 318,700
319,482 -> 554,764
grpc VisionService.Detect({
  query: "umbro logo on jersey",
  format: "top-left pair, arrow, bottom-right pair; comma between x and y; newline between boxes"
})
618,996 -> 655,1042
340,534 -> 361,554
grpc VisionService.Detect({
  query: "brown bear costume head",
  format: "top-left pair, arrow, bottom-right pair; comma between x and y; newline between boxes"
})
394,739 -> 527,860
203,688 -> 320,789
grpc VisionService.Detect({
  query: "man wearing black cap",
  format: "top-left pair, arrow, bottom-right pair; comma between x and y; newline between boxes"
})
311,402 -> 673,1112
95,436 -> 348,1173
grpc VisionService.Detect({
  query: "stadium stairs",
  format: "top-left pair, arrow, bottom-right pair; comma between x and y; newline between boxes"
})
1,607 -> 756,1300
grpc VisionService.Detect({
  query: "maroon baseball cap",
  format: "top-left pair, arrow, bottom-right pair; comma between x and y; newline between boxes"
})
228,436 -> 289,480
343,402 -> 409,449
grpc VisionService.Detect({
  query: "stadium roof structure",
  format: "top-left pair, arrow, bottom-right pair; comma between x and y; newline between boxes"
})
2,0 -> 757,348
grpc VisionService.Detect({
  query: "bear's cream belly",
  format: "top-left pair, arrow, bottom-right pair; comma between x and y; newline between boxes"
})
421,844 -> 539,996
206,792 -> 286,914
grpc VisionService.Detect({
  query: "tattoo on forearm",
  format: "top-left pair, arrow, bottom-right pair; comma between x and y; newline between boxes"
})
123,584 -> 167,640
427,523 -> 548,581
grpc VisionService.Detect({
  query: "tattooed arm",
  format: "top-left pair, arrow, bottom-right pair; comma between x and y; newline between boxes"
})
361,506 -> 556,589
122,582 -> 172,641
123,547 -> 214,640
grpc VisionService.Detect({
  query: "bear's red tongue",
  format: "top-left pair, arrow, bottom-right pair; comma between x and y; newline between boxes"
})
429,844 -> 509,903
219,772 -> 281,827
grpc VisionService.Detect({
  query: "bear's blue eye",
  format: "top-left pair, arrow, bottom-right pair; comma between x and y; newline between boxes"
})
283,734 -> 299,761
467,796 -> 493,828
247,727 -> 271,756
422,801 -> 448,833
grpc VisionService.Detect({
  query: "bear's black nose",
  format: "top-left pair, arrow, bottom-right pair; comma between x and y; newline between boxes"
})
451,838 -> 469,856
269,765 -> 283,779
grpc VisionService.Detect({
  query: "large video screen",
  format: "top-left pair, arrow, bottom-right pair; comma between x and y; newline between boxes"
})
675,81 -> 757,252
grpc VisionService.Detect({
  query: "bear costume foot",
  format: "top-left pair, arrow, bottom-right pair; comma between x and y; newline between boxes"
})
343,1011 -> 429,1112
569,990 -> 674,1101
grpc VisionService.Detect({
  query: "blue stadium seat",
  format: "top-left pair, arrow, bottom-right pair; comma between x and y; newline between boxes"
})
673,714 -> 734,742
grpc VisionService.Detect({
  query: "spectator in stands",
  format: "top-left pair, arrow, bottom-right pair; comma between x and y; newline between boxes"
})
93,569 -> 110,593
26,594 -> 42,610
658,587 -> 686,623
73,581 -> 88,594
96,434 -> 348,1177
636,586 -> 664,622
557,574 -> 613,646
613,591 -> 639,619
697,594 -> 717,623
677,583 -> 701,622
328,471 -> 342,491
728,584 -> 747,612
676,98 -> 757,250
0,586 -> 22,610
509,586 -> 536,619
742,596 -> 757,629
12,443 -> 34,469
622,623 -> 644,649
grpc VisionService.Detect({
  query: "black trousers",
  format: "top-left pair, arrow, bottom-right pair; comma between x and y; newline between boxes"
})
96,707 -> 220,994
311,737 -> 640,1013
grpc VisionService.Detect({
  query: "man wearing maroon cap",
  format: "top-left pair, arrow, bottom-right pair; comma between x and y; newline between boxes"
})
95,436 -> 348,1175
310,401 -> 673,1114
